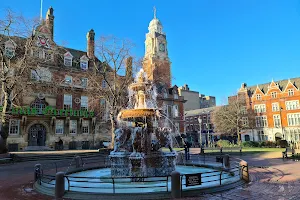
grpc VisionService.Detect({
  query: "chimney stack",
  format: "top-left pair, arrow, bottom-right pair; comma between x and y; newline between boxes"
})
86,29 -> 95,59
46,7 -> 54,40
125,57 -> 133,78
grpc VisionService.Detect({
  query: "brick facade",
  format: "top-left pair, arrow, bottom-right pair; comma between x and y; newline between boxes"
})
230,79 -> 300,144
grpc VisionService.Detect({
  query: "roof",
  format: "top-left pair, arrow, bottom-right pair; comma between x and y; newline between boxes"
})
185,106 -> 218,117
245,77 -> 300,95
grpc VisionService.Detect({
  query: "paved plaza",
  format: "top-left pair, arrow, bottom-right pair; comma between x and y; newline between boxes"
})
1,151 -> 300,199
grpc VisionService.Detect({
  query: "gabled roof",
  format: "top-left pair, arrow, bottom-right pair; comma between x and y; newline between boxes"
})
246,77 -> 300,97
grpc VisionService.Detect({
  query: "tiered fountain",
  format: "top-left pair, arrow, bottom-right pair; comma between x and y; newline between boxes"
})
109,69 -> 177,180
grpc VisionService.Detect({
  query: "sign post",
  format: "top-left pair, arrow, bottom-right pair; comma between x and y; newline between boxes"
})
185,173 -> 201,187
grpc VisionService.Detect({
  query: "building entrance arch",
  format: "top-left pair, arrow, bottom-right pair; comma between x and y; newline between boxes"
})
275,132 -> 282,142
28,124 -> 46,146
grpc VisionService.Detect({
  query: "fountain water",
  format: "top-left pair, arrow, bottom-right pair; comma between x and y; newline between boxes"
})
109,69 -> 177,180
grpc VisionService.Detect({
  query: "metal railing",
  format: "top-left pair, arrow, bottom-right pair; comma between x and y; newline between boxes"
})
35,153 -> 247,195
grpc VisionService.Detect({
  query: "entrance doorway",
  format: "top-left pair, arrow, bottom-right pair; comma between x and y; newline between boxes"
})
28,124 -> 46,146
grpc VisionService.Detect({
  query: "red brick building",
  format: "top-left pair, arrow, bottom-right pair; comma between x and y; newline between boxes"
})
142,11 -> 185,134
230,78 -> 300,144
3,7 -> 112,151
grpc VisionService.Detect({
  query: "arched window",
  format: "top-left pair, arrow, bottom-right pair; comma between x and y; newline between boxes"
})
30,98 -> 48,115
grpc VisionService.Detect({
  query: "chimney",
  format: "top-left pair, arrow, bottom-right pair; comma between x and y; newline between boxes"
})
125,57 -> 133,78
46,7 -> 54,40
86,29 -> 95,59
241,83 -> 247,89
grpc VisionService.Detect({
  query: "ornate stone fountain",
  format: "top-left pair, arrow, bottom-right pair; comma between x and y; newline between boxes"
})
109,69 -> 177,181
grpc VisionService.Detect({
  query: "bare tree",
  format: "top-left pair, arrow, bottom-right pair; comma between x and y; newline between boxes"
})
212,95 -> 255,144
87,36 -> 141,147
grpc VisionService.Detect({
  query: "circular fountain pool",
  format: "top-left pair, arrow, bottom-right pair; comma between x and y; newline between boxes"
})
41,165 -> 240,194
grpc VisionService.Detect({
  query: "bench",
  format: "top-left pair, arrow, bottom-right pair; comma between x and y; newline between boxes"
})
202,147 -> 243,155
282,147 -> 295,159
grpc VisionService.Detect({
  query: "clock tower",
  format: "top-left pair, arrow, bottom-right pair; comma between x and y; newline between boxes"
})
143,8 -> 171,87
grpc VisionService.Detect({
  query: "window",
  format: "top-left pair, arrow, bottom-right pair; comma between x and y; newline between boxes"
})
80,55 -> 89,70
80,61 -> 88,70
256,94 -> 261,100
102,80 -> 106,88
30,67 -> 52,82
287,113 -> 300,126
173,105 -> 179,117
31,98 -> 47,115
242,117 -> 248,127
245,135 -> 250,141
163,89 -> 168,98
286,100 -> 300,110
63,94 -> 72,109
273,115 -> 281,127
240,106 -> 247,114
255,116 -> 268,127
5,40 -> 16,58
82,120 -> 89,134
167,105 -> 172,118
64,56 -> 72,66
100,98 -> 107,121
65,76 -> 72,84
288,89 -> 294,96
44,51 -> 53,61
9,119 -> 20,135
174,92 -> 178,99
69,120 -> 77,134
81,96 -> 88,110
31,70 -> 39,81
271,92 -> 277,99
32,49 -> 41,58
81,78 -> 88,88
272,103 -> 280,112
174,122 -> 179,133
254,104 -> 266,113
258,130 -> 268,141
55,120 -> 64,134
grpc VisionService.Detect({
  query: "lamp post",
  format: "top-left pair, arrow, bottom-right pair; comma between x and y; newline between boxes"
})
197,117 -> 202,148
279,106 -> 284,140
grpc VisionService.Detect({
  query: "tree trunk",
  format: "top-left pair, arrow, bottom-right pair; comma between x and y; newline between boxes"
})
0,85 -> 10,154
109,112 -> 116,149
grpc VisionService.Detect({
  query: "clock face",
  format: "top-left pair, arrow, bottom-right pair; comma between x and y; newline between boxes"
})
159,43 -> 165,52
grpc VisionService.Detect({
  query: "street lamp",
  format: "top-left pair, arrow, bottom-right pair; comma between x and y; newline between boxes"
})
197,117 -> 202,148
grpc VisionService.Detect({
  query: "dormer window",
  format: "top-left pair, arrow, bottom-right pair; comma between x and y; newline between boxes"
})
80,55 -> 89,70
64,52 -> 73,67
288,89 -> 294,96
173,91 -> 178,99
256,94 -> 261,100
65,75 -> 72,84
5,40 -> 16,58
271,92 -> 277,99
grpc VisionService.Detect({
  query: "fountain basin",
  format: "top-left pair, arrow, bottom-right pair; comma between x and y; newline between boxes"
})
42,165 -> 240,194
118,108 -> 157,119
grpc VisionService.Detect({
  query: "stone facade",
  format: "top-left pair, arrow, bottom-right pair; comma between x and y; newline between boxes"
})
178,84 -> 216,111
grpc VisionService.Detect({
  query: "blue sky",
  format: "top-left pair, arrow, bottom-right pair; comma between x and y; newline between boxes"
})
2,0 -> 300,105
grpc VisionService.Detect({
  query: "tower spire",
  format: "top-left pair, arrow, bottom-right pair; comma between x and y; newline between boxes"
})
153,6 -> 156,19
40,0 -> 43,22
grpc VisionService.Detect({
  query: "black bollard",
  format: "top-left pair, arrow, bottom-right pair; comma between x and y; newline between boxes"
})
34,164 -> 42,182
55,172 -> 65,199
171,171 -> 181,198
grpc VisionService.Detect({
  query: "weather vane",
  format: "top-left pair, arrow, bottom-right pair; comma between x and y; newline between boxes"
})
153,6 -> 156,19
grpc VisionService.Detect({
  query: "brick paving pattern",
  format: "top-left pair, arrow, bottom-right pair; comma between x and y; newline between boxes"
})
1,151 -> 300,199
